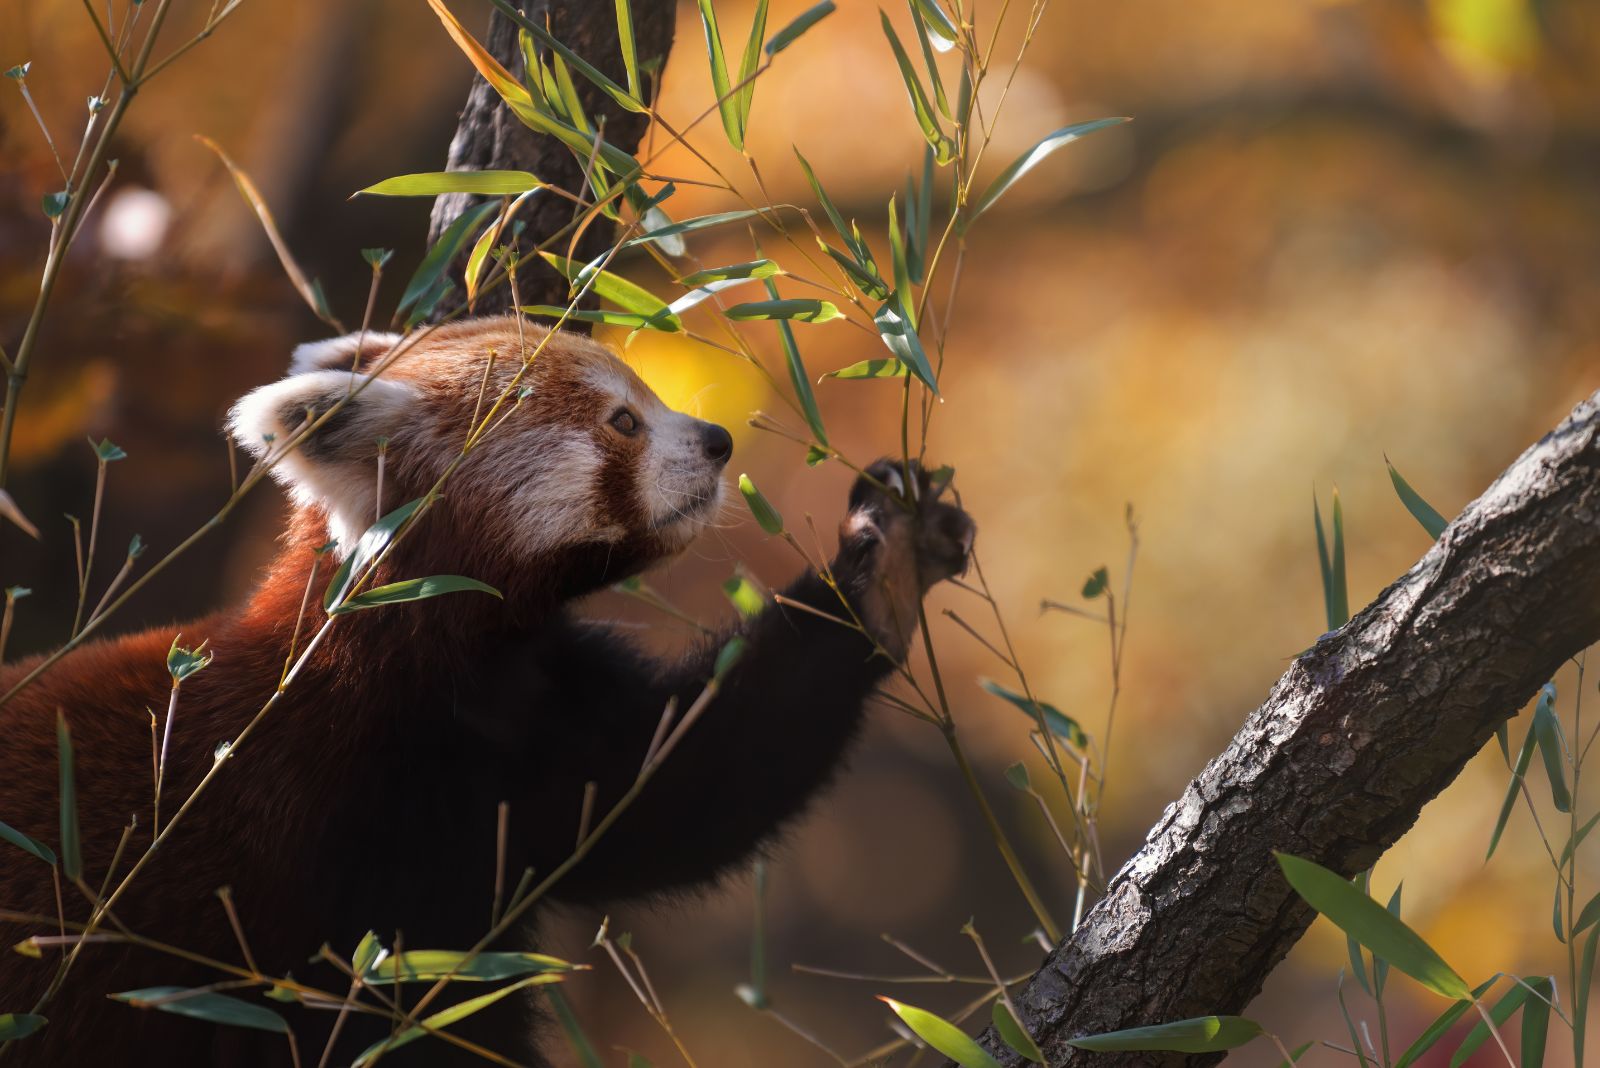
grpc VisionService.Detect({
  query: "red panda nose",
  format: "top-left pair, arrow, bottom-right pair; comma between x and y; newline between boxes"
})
699,422 -> 733,466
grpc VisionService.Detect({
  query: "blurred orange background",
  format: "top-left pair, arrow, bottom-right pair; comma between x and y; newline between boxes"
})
3,0 -> 1598,1063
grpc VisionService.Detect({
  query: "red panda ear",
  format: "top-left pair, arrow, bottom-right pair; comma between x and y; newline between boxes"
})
288,332 -> 402,375
227,369 -> 417,546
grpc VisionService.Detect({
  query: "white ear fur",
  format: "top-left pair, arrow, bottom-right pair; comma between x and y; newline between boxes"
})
228,370 -> 417,552
289,332 -> 402,376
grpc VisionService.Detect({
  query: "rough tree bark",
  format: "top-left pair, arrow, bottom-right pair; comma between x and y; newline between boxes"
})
948,388 -> 1600,1066
427,0 -> 676,320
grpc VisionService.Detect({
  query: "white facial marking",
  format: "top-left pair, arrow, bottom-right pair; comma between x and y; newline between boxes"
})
227,369 -> 416,557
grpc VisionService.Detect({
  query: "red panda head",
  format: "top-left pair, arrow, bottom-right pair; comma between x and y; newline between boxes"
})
227,317 -> 733,602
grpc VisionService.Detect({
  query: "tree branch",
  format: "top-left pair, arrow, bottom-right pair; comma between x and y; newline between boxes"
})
960,387 -> 1600,1065
427,0 -> 676,320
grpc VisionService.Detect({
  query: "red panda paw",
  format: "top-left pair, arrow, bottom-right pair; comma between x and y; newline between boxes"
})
839,459 -> 976,660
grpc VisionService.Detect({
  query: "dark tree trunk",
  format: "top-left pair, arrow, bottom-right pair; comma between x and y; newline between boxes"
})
954,387 -> 1600,1066
427,0 -> 676,322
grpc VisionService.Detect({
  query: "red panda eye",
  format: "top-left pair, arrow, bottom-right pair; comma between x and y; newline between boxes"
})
609,408 -> 639,435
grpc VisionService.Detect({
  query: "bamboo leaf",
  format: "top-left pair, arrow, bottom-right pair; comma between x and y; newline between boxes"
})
979,678 -> 1089,748
353,976 -> 559,1065
614,0 -> 641,98
356,171 -> 543,197
328,576 -> 501,615
1275,853 -> 1469,1000
880,998 -> 1003,1068
111,987 -> 288,1034
722,574 -> 765,618
1386,459 -> 1448,539
737,0 -> 769,131
873,299 -> 937,392
1393,977 -> 1499,1068
967,118 -> 1129,226
765,0 -> 835,55
626,208 -> 775,249
1521,976 -> 1552,1068
399,200 -> 501,317
824,358 -> 907,380
1532,682 -> 1571,812
679,259 -> 780,286
485,0 -> 645,114
725,298 -> 841,323
1488,721 -> 1539,859
0,1015 -> 45,1040
991,1001 -> 1044,1062
761,277 -> 828,445
0,819 -> 56,866
540,253 -> 682,328
888,196 -> 914,328
1450,978 -> 1534,1067
879,12 -> 953,164
738,474 -> 783,535
911,0 -> 959,52
695,0 -> 741,149
1064,1016 -> 1263,1054
365,950 -> 578,984
546,987 -> 603,1068
1313,488 -> 1349,631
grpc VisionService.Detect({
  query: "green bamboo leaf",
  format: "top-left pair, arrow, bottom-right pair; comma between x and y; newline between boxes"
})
626,208 -> 775,250
1375,881 -> 1402,994
111,987 -> 288,1034
695,0 -> 741,149
1451,978 -> 1535,1067
873,299 -> 937,392
680,260 -> 781,286
879,12 -> 953,164
1278,1040 -> 1314,1066
540,253 -> 682,329
356,170 -> 543,197
0,1015 -> 45,1040
911,146 -> 933,282
1532,683 -> 1571,812
888,196 -> 914,328
328,576 -> 501,615
521,307 -> 665,330
1346,872 -> 1373,997
353,975 -> 559,1065
794,150 -> 859,255
725,298 -> 841,323
1064,1016 -> 1263,1054
1521,976 -> 1552,1068
910,0 -> 959,51
365,950 -> 578,984
1574,889 -> 1600,936
1082,566 -> 1109,599
824,358 -> 907,380
1489,722 -> 1539,859
352,932 -> 385,976
399,200 -> 500,316
1313,489 -> 1349,631
714,636 -> 748,681
991,1001 -> 1044,1062
1386,459 -> 1448,539
614,0 -> 641,98
325,498 -> 428,612
56,712 -> 79,882
765,0 -> 835,55
0,819 -> 56,866
967,118 -> 1129,226
738,474 -> 783,535
546,987 -> 603,1068
1003,762 -> 1031,791
979,678 -> 1088,748
91,437 -> 127,462
1276,853 -> 1469,999
485,0 -> 645,114
1394,977 -> 1499,1068
906,0 -> 950,119
758,275 -> 828,446
722,574 -> 765,618
880,998 -> 1002,1068
1559,811 -> 1600,868
549,50 -> 592,134
821,243 -> 889,300
1577,926 -> 1597,1066
1336,975 -> 1372,1068
737,0 -> 769,131
464,190 -> 536,308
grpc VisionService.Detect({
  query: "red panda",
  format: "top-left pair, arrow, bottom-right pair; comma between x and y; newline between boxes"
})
0,317 -> 975,1066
